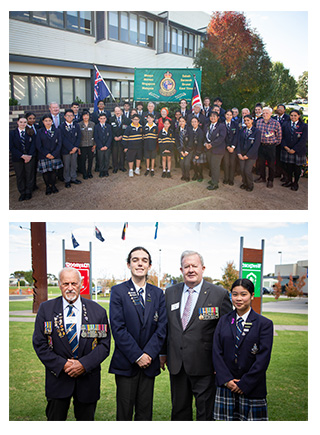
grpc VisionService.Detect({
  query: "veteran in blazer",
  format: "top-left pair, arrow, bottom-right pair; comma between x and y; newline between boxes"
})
109,247 -> 167,421
161,250 -> 232,421
213,278 -> 273,421
33,267 -> 110,421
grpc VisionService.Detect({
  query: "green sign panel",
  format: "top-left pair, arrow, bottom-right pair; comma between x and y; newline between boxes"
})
133,68 -> 202,103
242,262 -> 262,297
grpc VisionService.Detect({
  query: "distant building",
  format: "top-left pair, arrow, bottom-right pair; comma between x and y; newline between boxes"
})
275,260 -> 308,295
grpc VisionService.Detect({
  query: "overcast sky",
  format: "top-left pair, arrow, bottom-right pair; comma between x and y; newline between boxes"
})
9,222 -> 308,282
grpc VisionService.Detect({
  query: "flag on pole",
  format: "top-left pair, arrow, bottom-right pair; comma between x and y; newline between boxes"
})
71,233 -> 79,249
95,226 -> 105,242
191,75 -> 203,109
195,222 -> 201,232
154,222 -> 159,239
121,222 -> 128,240
93,65 -> 114,111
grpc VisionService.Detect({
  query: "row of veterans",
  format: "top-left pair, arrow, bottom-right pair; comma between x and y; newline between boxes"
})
9,100 -> 307,201
33,250 -> 274,421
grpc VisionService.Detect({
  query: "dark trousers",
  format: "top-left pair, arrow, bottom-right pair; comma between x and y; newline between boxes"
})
283,162 -> 302,184
257,143 -> 276,181
78,146 -> 94,176
180,152 -> 193,178
13,158 -> 35,195
115,371 -> 155,421
223,149 -> 236,182
97,147 -> 112,174
170,365 -> 215,421
207,152 -> 224,186
238,158 -> 255,189
46,396 -> 97,421
112,141 -> 125,170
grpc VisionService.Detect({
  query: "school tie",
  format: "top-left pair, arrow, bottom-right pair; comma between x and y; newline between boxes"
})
234,317 -> 244,360
138,288 -> 145,308
117,117 -> 121,126
20,130 -> 26,153
66,304 -> 79,358
181,288 -> 194,330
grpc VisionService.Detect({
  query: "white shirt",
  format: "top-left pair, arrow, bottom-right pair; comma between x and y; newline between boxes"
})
62,296 -> 82,340
131,280 -> 146,303
236,307 -> 251,323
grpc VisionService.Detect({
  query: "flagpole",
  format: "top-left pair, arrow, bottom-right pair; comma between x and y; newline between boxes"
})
93,64 -> 116,101
158,249 -> 162,288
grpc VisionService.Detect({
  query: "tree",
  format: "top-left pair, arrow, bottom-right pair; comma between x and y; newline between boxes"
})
285,274 -> 306,298
297,71 -> 308,99
268,62 -> 297,107
273,273 -> 283,299
194,11 -> 272,109
219,261 -> 239,292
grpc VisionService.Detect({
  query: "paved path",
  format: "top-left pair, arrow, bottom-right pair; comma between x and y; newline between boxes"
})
262,297 -> 308,314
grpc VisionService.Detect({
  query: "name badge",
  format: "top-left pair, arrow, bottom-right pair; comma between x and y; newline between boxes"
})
171,302 -> 180,311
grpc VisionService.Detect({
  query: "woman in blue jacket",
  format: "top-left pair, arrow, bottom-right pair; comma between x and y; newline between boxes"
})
280,109 -> 308,191
213,278 -> 273,421
236,115 -> 261,192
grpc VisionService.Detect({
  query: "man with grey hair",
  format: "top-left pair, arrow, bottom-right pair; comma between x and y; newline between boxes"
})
33,267 -> 110,420
255,107 -> 282,188
160,251 -> 232,421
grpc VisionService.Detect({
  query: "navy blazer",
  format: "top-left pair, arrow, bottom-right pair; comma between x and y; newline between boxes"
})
205,122 -> 227,154
109,115 -> 130,139
59,122 -> 81,155
33,296 -> 110,402
224,120 -> 239,148
94,123 -> 113,150
186,112 -> 207,131
91,110 -> 111,124
281,120 -> 308,156
109,279 -> 167,378
236,127 -> 262,160
9,128 -> 36,162
213,309 -> 273,398
36,126 -> 62,160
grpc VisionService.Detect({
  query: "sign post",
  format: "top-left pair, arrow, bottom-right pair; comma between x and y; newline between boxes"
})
63,240 -> 92,300
239,237 -> 265,314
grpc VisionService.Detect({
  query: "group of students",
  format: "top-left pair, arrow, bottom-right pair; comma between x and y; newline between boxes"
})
9,98 -> 308,202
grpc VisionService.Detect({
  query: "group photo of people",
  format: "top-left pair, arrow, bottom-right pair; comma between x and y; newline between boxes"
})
9,96 -> 308,204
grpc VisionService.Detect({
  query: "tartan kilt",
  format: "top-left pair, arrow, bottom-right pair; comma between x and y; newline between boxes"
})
193,152 -> 207,164
37,158 -> 64,173
280,150 -> 306,166
213,386 -> 268,421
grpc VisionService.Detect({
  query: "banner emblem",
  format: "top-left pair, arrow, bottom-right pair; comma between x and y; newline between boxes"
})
159,71 -> 177,97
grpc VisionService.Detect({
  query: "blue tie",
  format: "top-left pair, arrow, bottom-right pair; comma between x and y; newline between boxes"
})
235,317 -> 244,361
138,288 -> 145,308
66,304 -> 79,357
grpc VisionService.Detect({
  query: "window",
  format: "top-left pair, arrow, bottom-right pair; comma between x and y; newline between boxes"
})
62,78 -> 73,104
31,76 -> 45,105
171,28 -> 177,53
96,11 -> 105,42
177,30 -> 183,55
46,77 -> 61,104
80,11 -> 92,34
74,78 -> 86,102
12,75 -> 29,105
139,17 -> 146,46
108,12 -> 155,49
108,11 -> 118,39
120,12 -> 128,42
49,11 -> 64,29
147,20 -> 154,48
32,11 -> 48,25
188,34 -> 194,57
9,11 -> 29,21
129,14 -> 138,44
66,11 -> 78,31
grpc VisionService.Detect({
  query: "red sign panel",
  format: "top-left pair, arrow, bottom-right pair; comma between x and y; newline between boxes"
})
65,250 -> 91,299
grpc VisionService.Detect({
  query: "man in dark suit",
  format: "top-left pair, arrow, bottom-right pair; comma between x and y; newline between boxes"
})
187,103 -> 207,131
109,106 -> 130,172
33,267 -> 110,421
160,250 -> 232,420
91,100 -> 111,124
109,247 -> 167,421
94,113 -> 113,177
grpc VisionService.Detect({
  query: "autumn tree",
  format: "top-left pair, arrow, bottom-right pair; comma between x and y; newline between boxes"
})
194,11 -> 272,109
219,261 -> 239,292
273,273 -> 283,300
285,274 -> 306,298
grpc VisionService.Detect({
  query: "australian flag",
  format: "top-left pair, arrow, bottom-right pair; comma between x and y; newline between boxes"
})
71,233 -> 79,249
191,75 -> 203,109
94,65 -> 112,111
95,226 -> 105,242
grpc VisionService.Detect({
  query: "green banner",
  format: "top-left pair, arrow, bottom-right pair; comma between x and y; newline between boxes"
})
133,68 -> 202,103
242,262 -> 262,297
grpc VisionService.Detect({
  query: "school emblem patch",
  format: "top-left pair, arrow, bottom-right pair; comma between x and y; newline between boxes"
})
159,71 -> 177,97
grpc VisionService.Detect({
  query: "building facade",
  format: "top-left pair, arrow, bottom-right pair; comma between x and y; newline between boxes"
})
9,11 -> 210,106
275,260 -> 308,294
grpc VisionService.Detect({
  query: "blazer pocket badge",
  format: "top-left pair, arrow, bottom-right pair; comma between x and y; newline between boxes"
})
251,343 -> 259,354
198,307 -> 219,320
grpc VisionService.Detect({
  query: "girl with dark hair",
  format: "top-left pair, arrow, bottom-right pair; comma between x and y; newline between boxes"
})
212,278 -> 273,421
36,114 -> 63,195
280,109 -> 308,191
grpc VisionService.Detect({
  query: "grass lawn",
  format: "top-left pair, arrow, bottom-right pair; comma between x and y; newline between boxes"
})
9,319 -> 307,421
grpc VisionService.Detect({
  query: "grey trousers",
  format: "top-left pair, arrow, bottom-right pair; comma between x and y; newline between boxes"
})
62,152 -> 78,182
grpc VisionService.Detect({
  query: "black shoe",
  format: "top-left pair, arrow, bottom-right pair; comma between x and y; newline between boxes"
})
222,179 -> 228,184
113,169 -> 118,173
254,177 -> 266,183
18,194 -> 26,201
51,185 -> 59,194
207,184 -> 219,190
83,175 -> 88,180
150,171 -> 155,177
282,181 -> 292,187
145,170 -> 150,176
88,173 -> 93,178
162,172 -> 166,178
65,182 -> 71,188
291,183 -> 299,191
71,179 -> 82,184
267,181 -> 273,188
246,186 -> 254,192
240,184 -> 247,189
229,181 -> 234,186
167,172 -> 172,178
46,186 -> 52,195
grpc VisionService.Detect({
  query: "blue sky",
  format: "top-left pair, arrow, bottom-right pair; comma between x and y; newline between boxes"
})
9,222 -> 308,283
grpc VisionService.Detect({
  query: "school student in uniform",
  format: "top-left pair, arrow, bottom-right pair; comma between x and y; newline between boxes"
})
223,110 -> 239,186
236,115 -> 261,192
122,114 -> 144,177
36,114 -> 63,195
213,278 -> 273,421
10,115 -> 36,201
205,111 -> 227,190
188,117 -> 206,181
94,113 -> 113,178
143,113 -> 158,176
175,116 -> 192,181
158,118 -> 175,178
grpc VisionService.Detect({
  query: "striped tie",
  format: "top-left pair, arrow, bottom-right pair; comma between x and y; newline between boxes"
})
138,288 -> 145,308
181,288 -> 194,330
234,317 -> 244,360
66,304 -> 79,357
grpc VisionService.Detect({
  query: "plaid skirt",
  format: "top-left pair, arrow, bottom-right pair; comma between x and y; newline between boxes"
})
38,158 -> 64,173
214,386 -> 268,421
280,150 -> 306,165
193,152 -> 207,164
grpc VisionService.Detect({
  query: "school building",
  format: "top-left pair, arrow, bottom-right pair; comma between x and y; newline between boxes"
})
9,11 -> 210,107
275,260 -> 308,295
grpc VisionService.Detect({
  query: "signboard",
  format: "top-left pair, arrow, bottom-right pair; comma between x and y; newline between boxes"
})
134,68 -> 202,103
241,262 -> 262,297
65,249 -> 91,299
